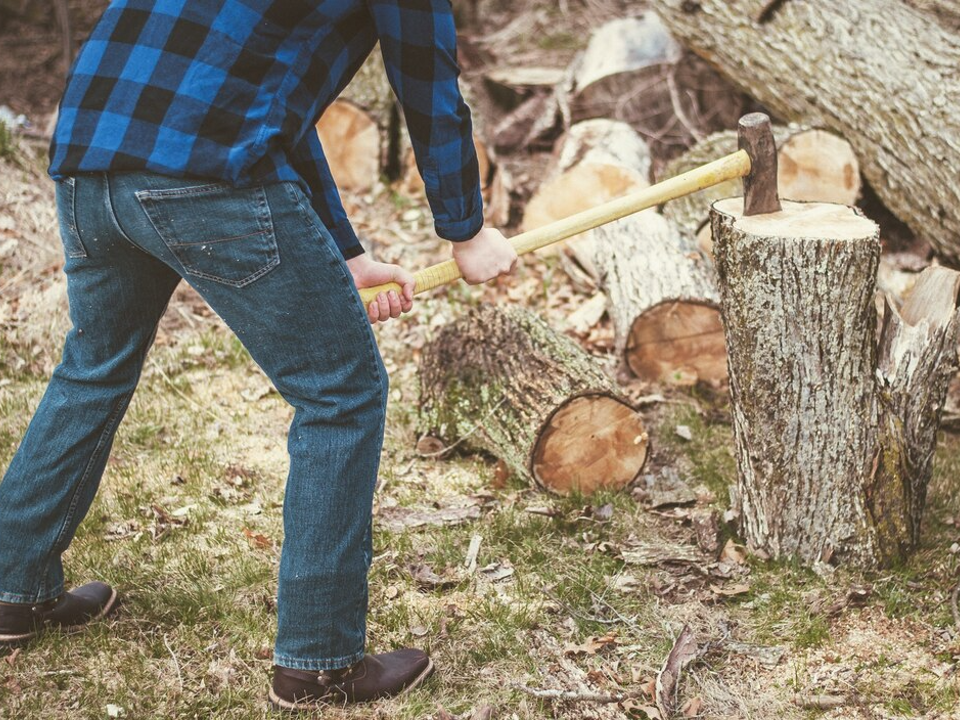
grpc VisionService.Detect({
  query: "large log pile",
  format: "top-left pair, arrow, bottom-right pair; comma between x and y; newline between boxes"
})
657,0 -> 960,265
419,304 -> 649,496
712,198 -> 960,566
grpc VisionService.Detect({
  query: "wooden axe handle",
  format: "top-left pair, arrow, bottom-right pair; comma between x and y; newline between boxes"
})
358,149 -> 751,306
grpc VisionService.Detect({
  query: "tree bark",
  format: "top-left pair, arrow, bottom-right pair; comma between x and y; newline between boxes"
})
712,198 -> 960,567
418,304 -> 649,496
657,0 -> 960,266
595,211 -> 725,384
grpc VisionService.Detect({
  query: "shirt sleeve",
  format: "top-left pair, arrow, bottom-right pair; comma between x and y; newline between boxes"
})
289,130 -> 366,260
366,0 -> 484,242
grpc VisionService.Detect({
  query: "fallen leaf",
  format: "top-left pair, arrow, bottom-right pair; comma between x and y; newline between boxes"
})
656,625 -> 699,719
410,563 -> 457,590
682,697 -> 703,716
416,435 -> 445,456
479,562 -> 515,583
563,634 -> 618,656
492,459 -> 511,489
3,648 -> 20,666
719,539 -> 747,565
242,527 -> 272,550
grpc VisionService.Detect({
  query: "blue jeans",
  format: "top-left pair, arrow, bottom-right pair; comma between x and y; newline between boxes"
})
0,172 -> 388,670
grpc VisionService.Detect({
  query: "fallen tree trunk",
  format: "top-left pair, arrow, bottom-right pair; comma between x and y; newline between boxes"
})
662,127 -> 861,255
419,304 -> 649,495
595,211 -> 725,385
712,197 -> 960,567
658,0 -> 960,265
522,119 -> 652,280
564,12 -> 750,162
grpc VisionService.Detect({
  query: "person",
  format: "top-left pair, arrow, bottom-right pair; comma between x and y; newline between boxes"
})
0,0 -> 517,710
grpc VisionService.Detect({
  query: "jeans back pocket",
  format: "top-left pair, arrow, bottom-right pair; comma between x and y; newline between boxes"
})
55,177 -> 88,259
135,182 -> 280,288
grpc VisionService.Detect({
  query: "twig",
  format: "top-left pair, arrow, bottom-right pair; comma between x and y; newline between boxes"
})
951,579 -> 960,629
164,634 -> 185,692
512,683 -> 635,704
464,534 -> 483,574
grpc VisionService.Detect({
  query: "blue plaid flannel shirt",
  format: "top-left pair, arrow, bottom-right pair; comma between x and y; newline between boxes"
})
48,0 -> 484,259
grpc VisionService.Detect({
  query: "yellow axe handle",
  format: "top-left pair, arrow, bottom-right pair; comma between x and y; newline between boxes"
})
358,149 -> 751,306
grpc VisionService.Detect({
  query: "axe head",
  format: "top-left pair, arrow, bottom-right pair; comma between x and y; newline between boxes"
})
738,113 -> 781,216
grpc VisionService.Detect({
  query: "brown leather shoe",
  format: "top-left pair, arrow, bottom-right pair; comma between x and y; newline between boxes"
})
0,582 -> 119,645
268,649 -> 434,711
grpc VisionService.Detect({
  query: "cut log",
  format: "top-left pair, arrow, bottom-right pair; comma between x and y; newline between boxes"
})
712,197 -> 960,567
657,0 -> 960,266
418,304 -> 649,495
315,50 -> 399,192
483,66 -> 565,110
398,137 -> 511,227
315,100 -> 381,193
662,127 -> 861,254
565,12 -> 751,162
595,211 -> 725,384
522,119 -> 652,280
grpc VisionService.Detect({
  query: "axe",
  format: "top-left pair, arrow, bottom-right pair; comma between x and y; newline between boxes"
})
358,113 -> 780,306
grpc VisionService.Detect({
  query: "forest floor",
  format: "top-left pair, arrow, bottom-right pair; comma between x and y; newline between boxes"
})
1,1 -> 960,719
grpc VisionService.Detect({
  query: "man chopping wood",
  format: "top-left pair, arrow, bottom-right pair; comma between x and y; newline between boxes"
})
0,0 -> 516,709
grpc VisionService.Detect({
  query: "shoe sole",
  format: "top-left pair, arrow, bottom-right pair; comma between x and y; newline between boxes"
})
267,658 -> 435,713
0,587 -> 119,646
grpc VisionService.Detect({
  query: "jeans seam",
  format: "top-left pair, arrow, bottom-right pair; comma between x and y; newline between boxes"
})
103,174 -> 152,257
36,390 -> 132,597
0,585 -> 64,605
273,649 -> 365,672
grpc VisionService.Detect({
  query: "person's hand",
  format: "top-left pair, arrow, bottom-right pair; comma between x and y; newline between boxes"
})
346,254 -> 415,324
451,227 -> 518,284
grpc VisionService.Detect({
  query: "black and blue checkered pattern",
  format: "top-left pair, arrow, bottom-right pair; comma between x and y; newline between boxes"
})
49,0 -> 484,259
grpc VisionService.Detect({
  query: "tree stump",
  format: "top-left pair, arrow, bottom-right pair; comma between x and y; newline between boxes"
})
595,211 -> 725,384
662,127 -> 861,257
419,305 -> 649,495
712,198 -> 960,566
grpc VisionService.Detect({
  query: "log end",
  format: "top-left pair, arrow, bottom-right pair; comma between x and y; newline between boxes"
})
532,394 -> 649,495
712,197 -> 878,240
626,300 -> 727,384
